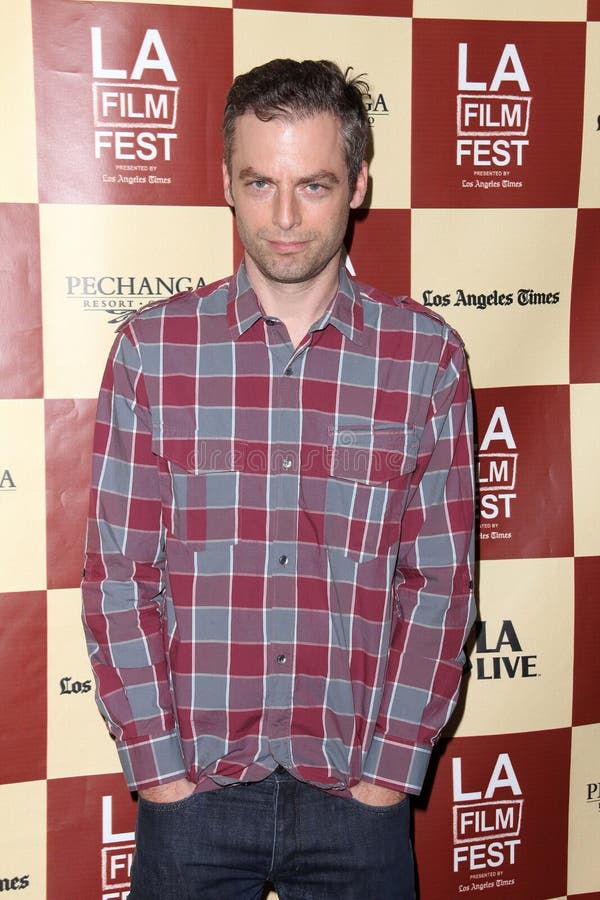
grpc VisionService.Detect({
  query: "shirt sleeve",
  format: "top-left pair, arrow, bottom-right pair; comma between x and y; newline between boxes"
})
81,326 -> 187,791
362,333 -> 476,795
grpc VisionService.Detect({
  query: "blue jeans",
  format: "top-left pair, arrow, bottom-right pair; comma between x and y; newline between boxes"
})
129,768 -> 415,899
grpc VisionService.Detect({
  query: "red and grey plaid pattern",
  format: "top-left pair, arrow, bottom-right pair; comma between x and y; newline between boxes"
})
82,263 -> 475,795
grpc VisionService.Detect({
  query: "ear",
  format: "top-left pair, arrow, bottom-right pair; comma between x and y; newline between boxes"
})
222,160 -> 234,207
349,161 -> 368,209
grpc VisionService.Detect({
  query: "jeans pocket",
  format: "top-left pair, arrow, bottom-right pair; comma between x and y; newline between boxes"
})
347,794 -> 410,814
138,790 -> 202,813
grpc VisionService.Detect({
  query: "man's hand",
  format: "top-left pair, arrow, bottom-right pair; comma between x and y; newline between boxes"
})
138,778 -> 196,804
349,780 -> 407,807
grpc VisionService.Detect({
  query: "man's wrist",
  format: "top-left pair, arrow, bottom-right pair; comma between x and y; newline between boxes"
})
349,780 -> 407,806
138,778 -> 196,803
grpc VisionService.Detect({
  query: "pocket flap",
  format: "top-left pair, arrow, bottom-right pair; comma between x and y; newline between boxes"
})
152,427 -> 246,474
329,424 -> 419,484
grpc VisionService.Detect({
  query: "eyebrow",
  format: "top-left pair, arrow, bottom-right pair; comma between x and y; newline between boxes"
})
238,167 -> 270,181
297,170 -> 341,186
238,167 -> 341,186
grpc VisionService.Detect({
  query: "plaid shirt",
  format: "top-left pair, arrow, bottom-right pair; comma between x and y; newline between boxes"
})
82,263 -> 475,796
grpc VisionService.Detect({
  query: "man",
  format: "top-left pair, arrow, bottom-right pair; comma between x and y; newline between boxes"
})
82,59 -> 475,899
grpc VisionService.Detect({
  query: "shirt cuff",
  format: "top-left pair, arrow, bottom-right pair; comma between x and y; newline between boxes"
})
116,730 -> 187,792
361,732 -> 432,796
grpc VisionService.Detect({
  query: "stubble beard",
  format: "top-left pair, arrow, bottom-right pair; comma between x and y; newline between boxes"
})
249,245 -> 338,285
237,216 -> 350,287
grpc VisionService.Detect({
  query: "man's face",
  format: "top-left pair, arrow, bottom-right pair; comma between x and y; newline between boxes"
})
223,111 -> 367,286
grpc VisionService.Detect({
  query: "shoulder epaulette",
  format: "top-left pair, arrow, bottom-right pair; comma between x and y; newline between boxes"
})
116,276 -> 231,333
393,295 -> 465,346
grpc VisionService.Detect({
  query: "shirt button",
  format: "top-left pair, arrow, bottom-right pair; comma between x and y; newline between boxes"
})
276,654 -> 287,664
284,367 -> 293,376
265,317 -> 277,326
282,456 -> 293,470
278,554 -> 288,566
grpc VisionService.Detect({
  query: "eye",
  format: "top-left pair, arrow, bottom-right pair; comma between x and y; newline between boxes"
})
251,179 -> 268,190
305,182 -> 326,193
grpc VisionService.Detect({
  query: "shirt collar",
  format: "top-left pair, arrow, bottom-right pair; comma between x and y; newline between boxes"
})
226,261 -> 364,345
226,264 -> 264,340
319,264 -> 364,345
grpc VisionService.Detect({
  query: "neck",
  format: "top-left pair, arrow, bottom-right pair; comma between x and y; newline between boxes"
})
245,253 -> 341,348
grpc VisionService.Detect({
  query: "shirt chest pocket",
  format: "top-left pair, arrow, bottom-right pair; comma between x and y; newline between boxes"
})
324,424 -> 419,563
152,428 -> 247,550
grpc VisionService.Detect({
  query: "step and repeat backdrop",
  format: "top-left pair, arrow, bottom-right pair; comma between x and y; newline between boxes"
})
1,0 -> 599,897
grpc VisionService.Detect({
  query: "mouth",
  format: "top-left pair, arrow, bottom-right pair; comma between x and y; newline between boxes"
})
267,240 -> 308,253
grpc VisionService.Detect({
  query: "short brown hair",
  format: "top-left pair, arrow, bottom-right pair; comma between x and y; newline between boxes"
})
222,58 -> 370,190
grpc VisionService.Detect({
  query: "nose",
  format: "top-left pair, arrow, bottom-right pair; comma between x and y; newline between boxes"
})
272,187 -> 300,231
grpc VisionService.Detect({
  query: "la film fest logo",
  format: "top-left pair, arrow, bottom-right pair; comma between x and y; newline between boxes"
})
456,41 -> 531,190
478,406 -> 517,542
101,795 -> 134,900
92,26 -> 178,182
453,753 -> 522,889
64,274 -> 206,323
